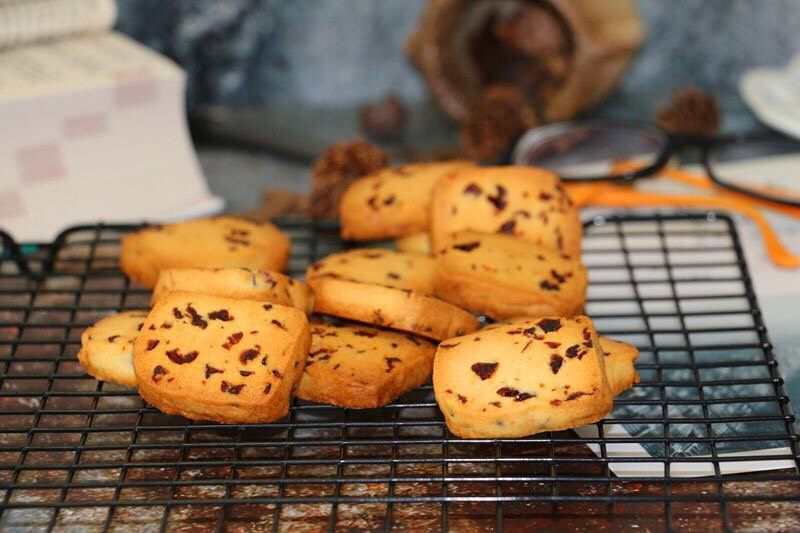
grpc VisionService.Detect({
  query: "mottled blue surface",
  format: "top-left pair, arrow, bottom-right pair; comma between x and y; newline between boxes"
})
116,0 -> 800,130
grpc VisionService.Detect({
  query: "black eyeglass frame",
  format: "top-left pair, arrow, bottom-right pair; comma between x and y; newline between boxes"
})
511,120 -> 800,207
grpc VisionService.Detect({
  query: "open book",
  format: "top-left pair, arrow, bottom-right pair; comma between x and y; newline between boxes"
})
0,0 -> 223,241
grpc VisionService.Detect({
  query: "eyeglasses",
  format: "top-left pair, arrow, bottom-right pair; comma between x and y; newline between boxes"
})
511,120 -> 800,207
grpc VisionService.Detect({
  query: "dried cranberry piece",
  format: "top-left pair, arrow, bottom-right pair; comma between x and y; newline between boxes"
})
220,381 -> 245,395
487,184 -> 508,211
223,332 -> 244,350
166,349 -> 198,364
271,319 -> 287,331
453,241 -> 480,252
566,391 -> 592,401
152,365 -> 168,382
205,364 -> 224,379
240,346 -> 261,364
537,318 -> 562,333
565,344 -> 580,358
497,387 -> 520,398
463,183 -> 482,196
540,280 -> 559,291
185,305 -> 207,329
471,362 -> 498,380
209,309 -> 234,321
146,339 -> 159,351
550,354 -> 564,374
544,341 -> 561,349
384,357 -> 401,372
498,220 -> 516,235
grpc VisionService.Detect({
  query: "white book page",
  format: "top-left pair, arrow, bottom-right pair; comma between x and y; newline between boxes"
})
0,31 -> 223,241
0,0 -> 116,49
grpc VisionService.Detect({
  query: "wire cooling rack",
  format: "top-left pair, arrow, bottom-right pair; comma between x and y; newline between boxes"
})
0,213 -> 798,531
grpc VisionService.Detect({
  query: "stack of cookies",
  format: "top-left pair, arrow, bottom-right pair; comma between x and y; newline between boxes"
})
78,163 -> 639,439
337,162 -> 638,438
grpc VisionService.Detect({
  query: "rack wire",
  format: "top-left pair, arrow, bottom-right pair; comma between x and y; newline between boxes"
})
0,213 -> 798,531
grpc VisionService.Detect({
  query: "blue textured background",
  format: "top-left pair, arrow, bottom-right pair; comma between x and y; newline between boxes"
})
116,0 -> 800,128
113,0 -> 800,209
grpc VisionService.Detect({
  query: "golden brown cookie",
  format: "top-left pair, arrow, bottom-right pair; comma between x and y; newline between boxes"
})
151,267 -> 312,313
429,166 -> 582,254
433,316 -> 614,438
295,322 -> 437,408
306,248 -> 435,295
133,291 -> 310,424
395,232 -> 431,255
120,216 -> 290,288
340,160 -> 475,240
598,336 -> 640,396
78,311 -> 148,387
434,231 -> 587,319
311,277 -> 480,342
480,321 -> 639,397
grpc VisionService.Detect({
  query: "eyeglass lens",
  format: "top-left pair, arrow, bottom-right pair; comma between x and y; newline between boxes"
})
708,138 -> 800,203
513,123 -> 668,180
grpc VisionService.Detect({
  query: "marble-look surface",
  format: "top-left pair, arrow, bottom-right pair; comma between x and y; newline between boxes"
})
117,0 -> 800,129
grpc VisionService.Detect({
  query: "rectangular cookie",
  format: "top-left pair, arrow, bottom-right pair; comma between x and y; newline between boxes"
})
295,322 -> 437,408
434,231 -> 587,319
151,267 -> 312,313
133,291 -> 310,423
120,216 -> 290,288
429,166 -> 582,254
306,248 -> 435,295
433,316 -> 614,438
339,161 -> 474,240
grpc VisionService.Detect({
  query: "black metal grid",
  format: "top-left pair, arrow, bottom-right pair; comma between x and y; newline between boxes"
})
0,213 -> 798,531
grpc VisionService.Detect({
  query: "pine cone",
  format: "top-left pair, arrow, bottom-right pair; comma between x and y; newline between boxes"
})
359,93 -> 406,141
459,85 -> 539,162
310,139 -> 388,219
656,87 -> 721,137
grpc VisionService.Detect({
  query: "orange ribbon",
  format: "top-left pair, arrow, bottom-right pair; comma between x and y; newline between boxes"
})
564,166 -> 800,269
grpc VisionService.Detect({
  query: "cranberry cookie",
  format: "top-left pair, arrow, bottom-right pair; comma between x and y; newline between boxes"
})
78,310 -> 148,387
120,216 -> 290,288
340,160 -> 474,240
429,166 -> 582,254
133,291 -> 310,423
306,248 -> 435,295
434,231 -> 587,319
296,322 -> 437,408
151,267 -> 312,313
433,316 -> 614,438
311,277 -> 479,342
